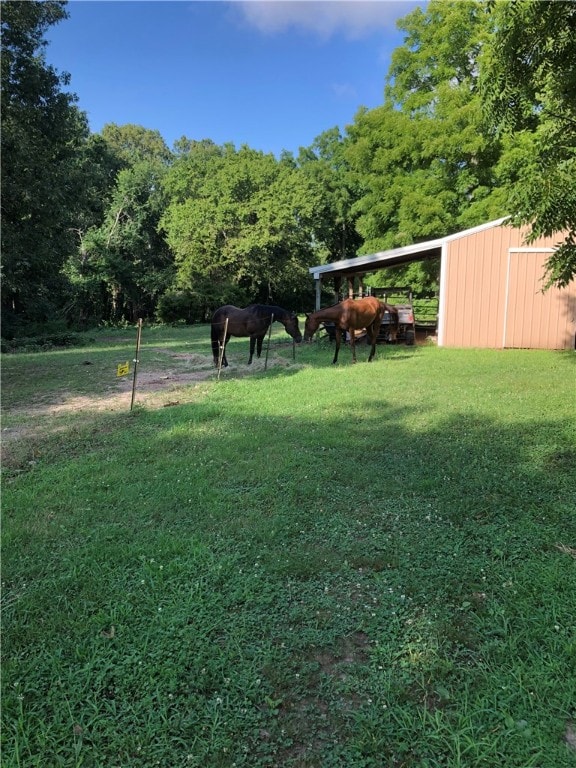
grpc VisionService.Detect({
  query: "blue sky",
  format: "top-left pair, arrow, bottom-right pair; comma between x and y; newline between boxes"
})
46,1 -> 422,157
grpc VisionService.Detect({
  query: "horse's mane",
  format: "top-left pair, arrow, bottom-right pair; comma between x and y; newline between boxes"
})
246,304 -> 291,319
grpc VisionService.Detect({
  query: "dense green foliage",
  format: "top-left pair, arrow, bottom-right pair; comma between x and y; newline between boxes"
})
70,157 -> 174,323
2,0 -> 575,337
2,330 -> 575,766
482,0 -> 576,288
297,127 -> 364,265
348,2 -> 501,254
1,1 -> 91,333
160,144 -> 320,311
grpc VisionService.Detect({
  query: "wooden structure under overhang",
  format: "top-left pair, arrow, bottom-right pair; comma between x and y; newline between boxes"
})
308,218 -> 576,350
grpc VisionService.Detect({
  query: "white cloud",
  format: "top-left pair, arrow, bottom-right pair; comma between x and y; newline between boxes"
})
331,81 -> 359,99
234,1 -> 420,40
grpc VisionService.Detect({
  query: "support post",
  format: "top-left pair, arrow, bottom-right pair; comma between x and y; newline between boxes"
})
333,275 -> 341,305
315,278 -> 322,311
130,318 -> 143,411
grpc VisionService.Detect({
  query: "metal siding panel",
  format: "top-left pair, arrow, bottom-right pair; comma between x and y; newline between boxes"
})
443,233 -> 493,347
466,234 -> 480,346
473,230 -> 488,346
437,222 -> 575,348
478,227 -> 500,347
437,244 -> 449,346
491,227 -> 512,347
505,251 -> 576,349
453,226 -> 507,348
442,244 -> 458,346
464,234 -> 480,346
451,238 -> 468,347
530,255 -> 549,345
445,239 -> 468,346
506,252 -> 523,345
475,230 -> 488,346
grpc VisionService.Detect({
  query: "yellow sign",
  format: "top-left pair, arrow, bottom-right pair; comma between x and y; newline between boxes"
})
117,361 -> 130,377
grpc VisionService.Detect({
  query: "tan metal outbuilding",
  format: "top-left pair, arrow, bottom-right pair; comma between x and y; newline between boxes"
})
308,218 -> 576,350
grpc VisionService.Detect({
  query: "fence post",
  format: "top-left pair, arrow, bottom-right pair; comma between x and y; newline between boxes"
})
217,317 -> 228,381
130,318 -> 143,411
264,314 -> 274,371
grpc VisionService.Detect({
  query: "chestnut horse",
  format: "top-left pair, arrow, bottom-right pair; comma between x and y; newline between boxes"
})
304,297 -> 397,364
211,304 -> 302,367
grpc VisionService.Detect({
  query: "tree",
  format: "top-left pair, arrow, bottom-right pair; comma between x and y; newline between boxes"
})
62,124 -> 175,324
100,122 -> 172,167
70,158 -> 173,322
345,1 -> 504,292
297,127 -> 364,265
349,2 -> 500,244
482,0 -> 576,287
161,144 -> 319,310
1,0 -> 92,333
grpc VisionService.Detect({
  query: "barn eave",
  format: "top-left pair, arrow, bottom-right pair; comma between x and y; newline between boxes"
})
308,217 -> 510,280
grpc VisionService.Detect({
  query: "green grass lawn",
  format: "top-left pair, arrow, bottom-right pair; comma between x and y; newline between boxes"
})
2,324 -> 575,767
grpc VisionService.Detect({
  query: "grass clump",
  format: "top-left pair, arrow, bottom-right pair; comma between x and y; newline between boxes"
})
1,325 -> 575,767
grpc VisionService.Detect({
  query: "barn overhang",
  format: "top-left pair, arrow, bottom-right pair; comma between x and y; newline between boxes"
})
308,218 -> 509,309
309,240 -> 443,283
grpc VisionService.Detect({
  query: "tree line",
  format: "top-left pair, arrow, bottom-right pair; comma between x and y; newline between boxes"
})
2,0 -> 575,339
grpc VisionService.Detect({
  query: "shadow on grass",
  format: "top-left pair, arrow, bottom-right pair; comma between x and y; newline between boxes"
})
298,336 -> 423,368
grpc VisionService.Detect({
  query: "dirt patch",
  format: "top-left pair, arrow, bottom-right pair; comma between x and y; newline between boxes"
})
264,632 -> 371,764
118,368 -> 214,393
0,348 -> 294,472
2,372 -> 213,422
1,350 -> 301,447
0,361 -> 218,467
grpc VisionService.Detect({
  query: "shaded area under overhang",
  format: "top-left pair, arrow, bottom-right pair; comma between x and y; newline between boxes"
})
308,240 -> 443,311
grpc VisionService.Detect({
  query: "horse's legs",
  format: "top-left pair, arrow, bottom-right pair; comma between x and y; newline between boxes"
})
214,335 -> 230,368
212,324 -> 221,366
332,328 -> 342,364
256,335 -> 264,359
349,329 -> 357,363
221,334 -> 230,367
248,336 -> 256,364
367,323 -> 377,362
248,332 -> 268,364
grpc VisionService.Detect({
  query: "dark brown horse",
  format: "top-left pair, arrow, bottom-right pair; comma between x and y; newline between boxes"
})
211,304 -> 302,367
304,296 -> 397,364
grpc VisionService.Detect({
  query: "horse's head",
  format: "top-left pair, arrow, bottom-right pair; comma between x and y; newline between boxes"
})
303,313 -> 320,342
284,312 -> 303,343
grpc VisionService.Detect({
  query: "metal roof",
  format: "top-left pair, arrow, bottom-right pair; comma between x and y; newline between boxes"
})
308,217 -> 509,280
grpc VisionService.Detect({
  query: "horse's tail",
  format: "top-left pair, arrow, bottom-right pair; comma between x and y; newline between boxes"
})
211,313 -> 222,363
383,302 -> 397,314
211,327 -> 219,362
